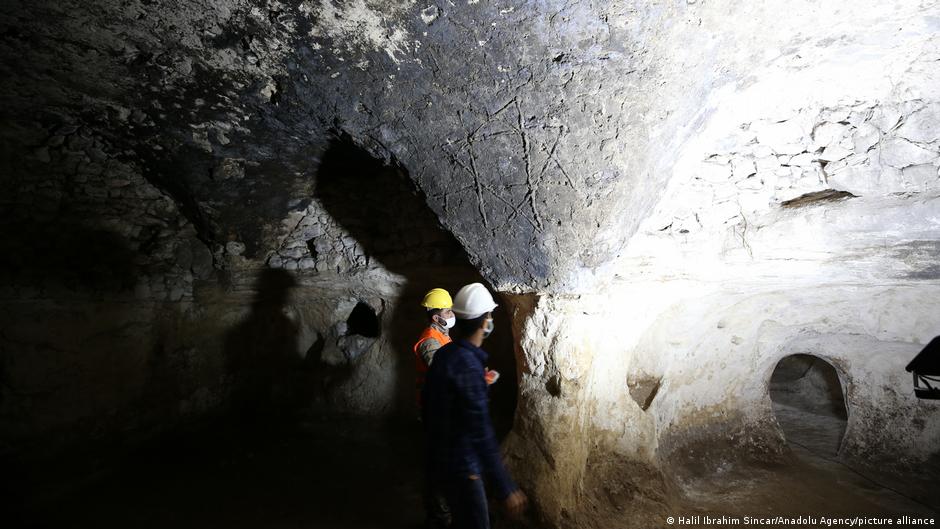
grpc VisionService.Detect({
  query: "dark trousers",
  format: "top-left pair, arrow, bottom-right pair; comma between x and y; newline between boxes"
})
424,478 -> 451,528
420,417 -> 451,528
445,476 -> 490,529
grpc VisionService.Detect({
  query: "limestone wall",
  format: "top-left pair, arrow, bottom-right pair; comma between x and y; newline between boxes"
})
498,3 -> 940,525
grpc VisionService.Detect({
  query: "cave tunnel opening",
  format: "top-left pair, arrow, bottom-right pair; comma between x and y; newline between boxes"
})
345,301 -> 380,338
313,134 -> 518,437
769,354 -> 848,457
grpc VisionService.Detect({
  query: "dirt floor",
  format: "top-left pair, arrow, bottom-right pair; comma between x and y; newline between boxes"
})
7,408 -> 937,529
674,403 -> 938,523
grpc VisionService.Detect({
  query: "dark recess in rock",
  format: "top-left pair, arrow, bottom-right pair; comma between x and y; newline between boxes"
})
781,189 -> 857,209
304,238 -> 318,261
770,354 -> 847,456
628,376 -> 662,412
346,302 -> 379,338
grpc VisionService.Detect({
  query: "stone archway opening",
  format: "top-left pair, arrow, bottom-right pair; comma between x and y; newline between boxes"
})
769,354 -> 848,457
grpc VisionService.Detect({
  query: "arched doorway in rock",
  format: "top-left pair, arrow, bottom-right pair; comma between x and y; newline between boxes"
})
769,354 -> 848,457
312,134 -> 518,436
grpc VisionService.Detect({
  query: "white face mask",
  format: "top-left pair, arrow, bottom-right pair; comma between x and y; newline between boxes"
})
482,318 -> 494,338
443,315 -> 456,329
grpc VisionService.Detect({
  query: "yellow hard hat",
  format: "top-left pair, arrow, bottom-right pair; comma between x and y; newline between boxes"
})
421,288 -> 453,309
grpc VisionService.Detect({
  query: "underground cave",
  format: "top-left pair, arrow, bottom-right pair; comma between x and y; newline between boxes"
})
1,1 -> 939,528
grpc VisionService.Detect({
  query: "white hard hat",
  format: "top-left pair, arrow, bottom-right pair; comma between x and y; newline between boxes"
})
452,283 -> 498,319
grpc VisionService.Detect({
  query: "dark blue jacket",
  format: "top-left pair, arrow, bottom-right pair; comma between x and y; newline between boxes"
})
422,339 -> 517,499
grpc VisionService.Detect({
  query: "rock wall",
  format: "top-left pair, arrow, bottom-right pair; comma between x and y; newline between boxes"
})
2,1 -> 940,527
499,2 -> 940,526
0,129 -> 511,459
2,0 -> 727,293
0,119 -> 215,454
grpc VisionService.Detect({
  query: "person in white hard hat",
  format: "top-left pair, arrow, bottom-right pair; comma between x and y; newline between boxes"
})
422,283 -> 528,529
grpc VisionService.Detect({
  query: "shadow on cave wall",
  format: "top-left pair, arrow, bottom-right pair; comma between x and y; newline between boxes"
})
313,135 -> 517,435
222,268 -> 305,425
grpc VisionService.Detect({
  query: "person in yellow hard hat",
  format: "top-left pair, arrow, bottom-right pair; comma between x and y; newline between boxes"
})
415,288 -> 456,529
414,288 -> 456,410
415,289 -> 499,406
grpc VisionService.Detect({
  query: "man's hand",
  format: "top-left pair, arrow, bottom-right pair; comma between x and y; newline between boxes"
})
504,489 -> 528,519
485,369 -> 499,385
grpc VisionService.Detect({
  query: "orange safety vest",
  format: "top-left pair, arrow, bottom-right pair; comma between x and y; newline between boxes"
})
414,326 -> 451,406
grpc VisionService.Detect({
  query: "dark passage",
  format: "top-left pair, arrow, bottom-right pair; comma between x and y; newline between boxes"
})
313,135 -> 518,436
346,301 -> 380,338
769,354 -> 848,456
10,417 -> 425,529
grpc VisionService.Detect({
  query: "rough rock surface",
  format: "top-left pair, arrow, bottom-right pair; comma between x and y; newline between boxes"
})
5,1 -> 937,290
498,2 -> 940,525
2,1 -> 940,528
0,0 -> 703,292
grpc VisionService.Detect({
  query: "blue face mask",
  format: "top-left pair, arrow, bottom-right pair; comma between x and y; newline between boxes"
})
482,318 -> 494,338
